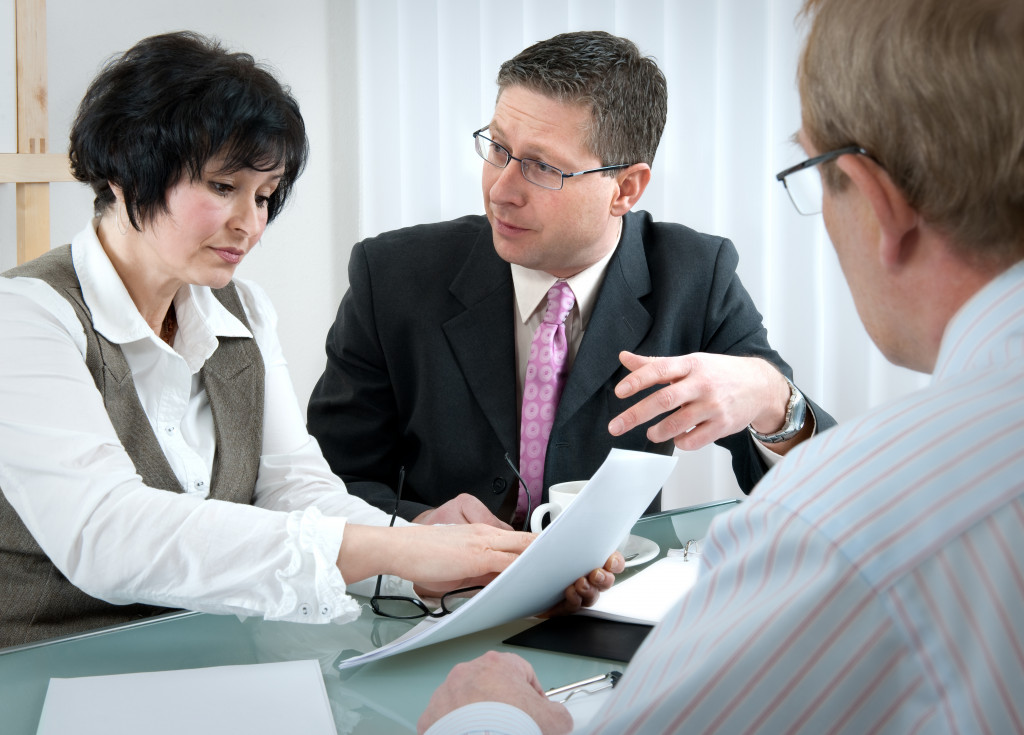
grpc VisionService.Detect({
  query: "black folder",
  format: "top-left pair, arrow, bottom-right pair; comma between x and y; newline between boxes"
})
503,615 -> 653,663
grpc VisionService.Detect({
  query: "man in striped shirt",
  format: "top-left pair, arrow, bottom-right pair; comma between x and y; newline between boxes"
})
418,0 -> 1024,732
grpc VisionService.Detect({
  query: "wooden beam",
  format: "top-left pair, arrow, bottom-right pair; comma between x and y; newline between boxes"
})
15,0 -> 51,264
0,153 -> 74,183
17,183 -> 50,264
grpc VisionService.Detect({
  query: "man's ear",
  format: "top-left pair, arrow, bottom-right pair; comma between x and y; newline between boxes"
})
609,163 -> 651,216
835,154 -> 919,268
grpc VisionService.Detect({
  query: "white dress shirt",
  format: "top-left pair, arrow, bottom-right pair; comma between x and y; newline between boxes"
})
427,259 -> 1024,734
0,221 -> 410,625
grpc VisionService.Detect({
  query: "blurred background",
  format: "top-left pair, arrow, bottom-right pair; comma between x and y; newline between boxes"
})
0,0 -> 929,507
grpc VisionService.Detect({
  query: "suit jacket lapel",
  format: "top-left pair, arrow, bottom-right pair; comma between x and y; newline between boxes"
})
556,212 -> 653,428
443,227 -> 519,453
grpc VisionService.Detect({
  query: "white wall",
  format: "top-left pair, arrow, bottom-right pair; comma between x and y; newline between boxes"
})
2,1 -> 931,509
0,0 -> 359,410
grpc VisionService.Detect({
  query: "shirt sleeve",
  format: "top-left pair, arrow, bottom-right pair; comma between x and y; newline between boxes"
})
231,278 -> 402,526
0,276 -> 408,623
570,495 -> 921,735
423,703 -> 543,735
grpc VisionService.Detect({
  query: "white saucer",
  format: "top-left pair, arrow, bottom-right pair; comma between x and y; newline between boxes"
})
622,535 -> 659,567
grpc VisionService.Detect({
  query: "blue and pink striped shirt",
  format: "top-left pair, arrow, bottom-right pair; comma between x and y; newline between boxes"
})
428,258 -> 1024,734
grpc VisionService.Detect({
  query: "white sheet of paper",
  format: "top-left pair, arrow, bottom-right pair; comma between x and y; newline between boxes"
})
35,660 -> 335,735
336,448 -> 678,671
576,555 -> 700,625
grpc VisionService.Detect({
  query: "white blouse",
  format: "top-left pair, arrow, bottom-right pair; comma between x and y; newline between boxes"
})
0,221 -> 409,626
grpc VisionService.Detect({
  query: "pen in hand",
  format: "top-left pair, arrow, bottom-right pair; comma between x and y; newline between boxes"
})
545,670 -> 622,703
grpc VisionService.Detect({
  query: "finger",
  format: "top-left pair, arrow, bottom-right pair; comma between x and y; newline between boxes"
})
614,353 -> 697,399
670,418 -> 725,451
617,350 -> 652,373
521,658 -> 547,696
610,380 -> 698,437
575,575 -> 602,607
463,506 -> 513,530
566,580 -> 585,607
479,515 -> 512,532
474,531 -> 535,574
561,590 -> 583,615
588,567 -> 614,591
604,551 -> 626,574
642,401 -> 703,443
612,352 -> 664,399
540,581 -> 583,618
642,384 -> 735,444
491,529 -> 536,553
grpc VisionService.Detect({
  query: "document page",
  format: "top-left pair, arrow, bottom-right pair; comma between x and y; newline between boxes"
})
35,660 -> 335,735
336,449 -> 678,671
577,554 -> 701,625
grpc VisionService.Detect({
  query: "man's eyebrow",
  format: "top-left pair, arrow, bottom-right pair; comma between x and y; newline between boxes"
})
487,122 -> 568,167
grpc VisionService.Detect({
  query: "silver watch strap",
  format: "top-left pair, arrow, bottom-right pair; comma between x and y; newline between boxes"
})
748,375 -> 807,444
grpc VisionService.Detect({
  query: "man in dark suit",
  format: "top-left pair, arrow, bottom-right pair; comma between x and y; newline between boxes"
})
308,31 -> 835,524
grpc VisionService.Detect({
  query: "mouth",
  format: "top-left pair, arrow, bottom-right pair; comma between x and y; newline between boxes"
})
212,247 -> 245,265
491,215 -> 530,237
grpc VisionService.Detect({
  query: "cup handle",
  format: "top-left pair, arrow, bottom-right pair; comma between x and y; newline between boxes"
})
530,502 -> 559,533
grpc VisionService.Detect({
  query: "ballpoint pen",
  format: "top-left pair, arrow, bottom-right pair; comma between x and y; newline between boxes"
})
544,671 -> 622,703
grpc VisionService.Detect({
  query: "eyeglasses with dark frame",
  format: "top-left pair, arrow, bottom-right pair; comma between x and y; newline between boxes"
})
473,127 -> 634,191
775,145 -> 871,216
369,457 -> 533,619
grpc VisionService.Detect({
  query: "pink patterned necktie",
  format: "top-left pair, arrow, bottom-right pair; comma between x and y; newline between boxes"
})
517,281 -> 576,521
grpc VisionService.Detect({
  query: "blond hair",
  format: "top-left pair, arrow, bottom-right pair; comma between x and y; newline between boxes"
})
799,0 -> 1024,264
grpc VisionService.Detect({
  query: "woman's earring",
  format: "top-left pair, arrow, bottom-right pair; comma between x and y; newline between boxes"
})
116,201 -> 129,236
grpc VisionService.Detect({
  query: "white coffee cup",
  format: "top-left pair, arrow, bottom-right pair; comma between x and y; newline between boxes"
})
530,480 -> 631,554
529,480 -> 587,532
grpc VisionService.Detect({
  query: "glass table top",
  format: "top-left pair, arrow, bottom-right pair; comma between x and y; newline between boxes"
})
0,500 -> 739,734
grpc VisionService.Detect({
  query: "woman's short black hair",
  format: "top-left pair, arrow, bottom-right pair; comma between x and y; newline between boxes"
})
69,31 -> 308,228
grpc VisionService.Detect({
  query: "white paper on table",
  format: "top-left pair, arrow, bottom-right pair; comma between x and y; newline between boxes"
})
336,448 -> 678,670
576,555 -> 701,625
35,660 -> 335,735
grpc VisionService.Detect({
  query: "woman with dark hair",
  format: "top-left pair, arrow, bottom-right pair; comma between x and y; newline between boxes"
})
0,32 -> 614,648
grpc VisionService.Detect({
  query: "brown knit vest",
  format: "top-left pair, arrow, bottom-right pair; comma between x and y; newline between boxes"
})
1,245 -> 264,648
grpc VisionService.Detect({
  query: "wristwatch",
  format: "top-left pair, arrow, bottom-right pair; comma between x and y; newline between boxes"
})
748,375 -> 807,444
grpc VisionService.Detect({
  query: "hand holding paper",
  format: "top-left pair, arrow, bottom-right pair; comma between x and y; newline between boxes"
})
578,554 -> 701,625
542,550 -> 625,618
337,449 -> 677,671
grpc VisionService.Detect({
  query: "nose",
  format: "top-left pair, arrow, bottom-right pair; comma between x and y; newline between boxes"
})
230,197 -> 266,240
486,160 -> 528,207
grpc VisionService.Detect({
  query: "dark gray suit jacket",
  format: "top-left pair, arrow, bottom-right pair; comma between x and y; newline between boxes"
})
308,210 -> 835,520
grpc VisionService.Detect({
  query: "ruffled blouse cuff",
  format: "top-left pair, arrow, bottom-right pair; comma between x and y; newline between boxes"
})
266,507 -> 362,624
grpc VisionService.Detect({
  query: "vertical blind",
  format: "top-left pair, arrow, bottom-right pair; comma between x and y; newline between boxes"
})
354,0 -> 929,505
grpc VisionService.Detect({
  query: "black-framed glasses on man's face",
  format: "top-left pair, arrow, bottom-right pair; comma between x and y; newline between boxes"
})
775,145 -> 870,216
370,467 -> 484,619
473,127 -> 633,191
